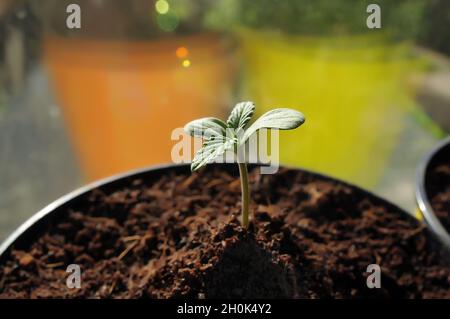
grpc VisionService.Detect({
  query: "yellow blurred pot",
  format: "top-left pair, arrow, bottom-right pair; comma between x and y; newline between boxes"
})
44,33 -> 235,181
239,30 -> 425,188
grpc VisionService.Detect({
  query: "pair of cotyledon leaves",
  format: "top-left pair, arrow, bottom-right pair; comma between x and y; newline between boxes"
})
184,101 -> 305,171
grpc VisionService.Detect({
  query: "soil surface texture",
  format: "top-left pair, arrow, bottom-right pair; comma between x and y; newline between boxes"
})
1,166 -> 449,298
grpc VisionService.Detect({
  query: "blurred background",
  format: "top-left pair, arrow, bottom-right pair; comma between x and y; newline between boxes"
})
0,0 -> 449,241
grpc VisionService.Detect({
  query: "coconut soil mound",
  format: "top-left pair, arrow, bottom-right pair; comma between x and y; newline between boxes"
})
426,147 -> 450,233
0,167 -> 449,298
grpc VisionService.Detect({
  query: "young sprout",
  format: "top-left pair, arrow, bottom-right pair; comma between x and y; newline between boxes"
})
184,101 -> 305,229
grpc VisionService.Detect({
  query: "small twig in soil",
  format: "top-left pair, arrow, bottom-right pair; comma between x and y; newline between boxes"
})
121,235 -> 141,242
118,241 -> 139,260
45,262 -> 65,268
108,281 -> 116,295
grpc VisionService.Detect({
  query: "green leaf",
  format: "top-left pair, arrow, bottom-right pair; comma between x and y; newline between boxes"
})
184,117 -> 228,138
242,108 -> 305,143
191,135 -> 238,171
227,101 -> 255,130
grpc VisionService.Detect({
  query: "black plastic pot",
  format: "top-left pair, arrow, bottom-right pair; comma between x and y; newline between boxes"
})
1,163 -> 448,264
416,136 -> 450,250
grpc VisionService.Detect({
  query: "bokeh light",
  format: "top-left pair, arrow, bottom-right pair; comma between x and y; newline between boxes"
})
155,0 -> 169,15
182,59 -> 191,68
176,46 -> 189,58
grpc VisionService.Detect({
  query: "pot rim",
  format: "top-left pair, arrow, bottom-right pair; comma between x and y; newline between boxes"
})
0,162 -> 419,257
415,135 -> 450,250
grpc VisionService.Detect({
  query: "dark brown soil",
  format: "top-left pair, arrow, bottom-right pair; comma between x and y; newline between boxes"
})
0,166 -> 449,299
426,145 -> 450,233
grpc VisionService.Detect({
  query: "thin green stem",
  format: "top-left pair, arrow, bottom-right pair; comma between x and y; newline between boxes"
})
238,162 -> 250,229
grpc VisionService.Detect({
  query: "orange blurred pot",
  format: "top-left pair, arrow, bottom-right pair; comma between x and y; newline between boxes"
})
43,33 -> 235,181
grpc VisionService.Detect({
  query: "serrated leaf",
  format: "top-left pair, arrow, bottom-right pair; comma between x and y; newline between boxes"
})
191,135 -> 238,171
184,117 -> 228,138
227,101 -> 255,130
242,108 -> 305,143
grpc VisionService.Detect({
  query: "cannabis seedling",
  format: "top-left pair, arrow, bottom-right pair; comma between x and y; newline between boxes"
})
184,101 -> 305,228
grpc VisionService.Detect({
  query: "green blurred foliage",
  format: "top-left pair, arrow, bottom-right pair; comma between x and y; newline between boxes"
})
29,0 -> 450,55
33,0 -> 214,38
419,0 -> 450,55
236,0 -> 427,39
